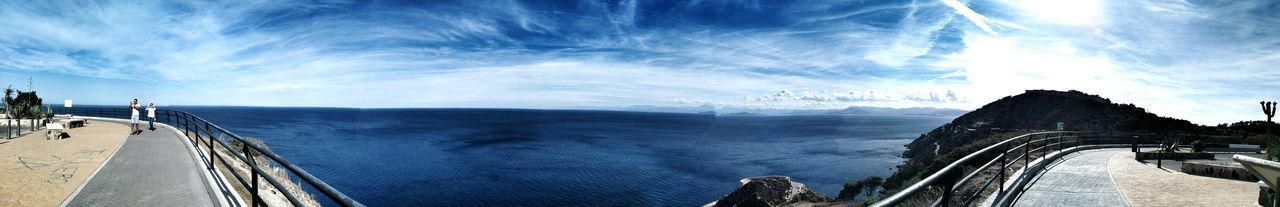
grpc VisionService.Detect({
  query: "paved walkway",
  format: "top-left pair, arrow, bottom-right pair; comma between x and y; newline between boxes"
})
1109,151 -> 1255,207
65,122 -> 220,207
1012,148 -> 1129,207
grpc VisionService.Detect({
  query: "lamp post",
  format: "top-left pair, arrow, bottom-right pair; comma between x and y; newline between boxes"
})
1264,101 -> 1276,134
1263,101 -> 1277,160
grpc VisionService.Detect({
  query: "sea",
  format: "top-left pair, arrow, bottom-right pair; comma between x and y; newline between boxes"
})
165,107 -> 952,206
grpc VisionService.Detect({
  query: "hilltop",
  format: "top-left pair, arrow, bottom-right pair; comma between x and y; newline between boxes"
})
883,90 -> 1211,190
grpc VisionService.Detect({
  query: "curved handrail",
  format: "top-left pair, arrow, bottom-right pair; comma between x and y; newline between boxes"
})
56,106 -> 364,207
872,131 -> 1081,207
172,110 -> 362,206
872,131 -> 1166,207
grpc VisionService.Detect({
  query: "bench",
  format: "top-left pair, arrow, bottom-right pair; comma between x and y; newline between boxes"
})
66,119 -> 85,128
46,123 -> 65,140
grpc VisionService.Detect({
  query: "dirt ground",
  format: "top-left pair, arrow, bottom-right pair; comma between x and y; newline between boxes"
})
0,120 -> 128,207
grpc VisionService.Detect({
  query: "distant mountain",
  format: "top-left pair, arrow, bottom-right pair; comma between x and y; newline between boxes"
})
601,104 -> 718,114
826,106 -> 969,117
723,112 -> 765,116
598,105 -> 970,117
825,107 -> 870,114
883,90 -> 1210,190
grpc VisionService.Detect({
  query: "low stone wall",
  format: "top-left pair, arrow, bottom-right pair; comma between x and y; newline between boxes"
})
1180,161 -> 1257,181
1134,152 -> 1213,160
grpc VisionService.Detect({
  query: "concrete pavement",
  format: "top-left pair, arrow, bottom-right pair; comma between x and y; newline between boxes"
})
64,123 -> 220,207
1011,148 -> 1129,207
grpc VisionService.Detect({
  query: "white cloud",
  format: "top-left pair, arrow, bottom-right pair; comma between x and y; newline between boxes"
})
3,0 -> 1279,126
929,0 -> 1280,124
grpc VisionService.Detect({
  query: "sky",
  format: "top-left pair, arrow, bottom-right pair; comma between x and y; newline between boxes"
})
1,0 -> 1278,125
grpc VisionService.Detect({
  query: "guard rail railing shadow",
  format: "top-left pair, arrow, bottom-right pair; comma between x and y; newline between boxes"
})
55,106 -> 364,207
872,131 -> 1162,207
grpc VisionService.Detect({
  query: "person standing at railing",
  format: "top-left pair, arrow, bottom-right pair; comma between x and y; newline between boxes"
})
130,99 -> 141,135
147,103 -> 156,131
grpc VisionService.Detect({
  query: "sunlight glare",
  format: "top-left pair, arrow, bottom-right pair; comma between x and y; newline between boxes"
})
1015,0 -> 1103,26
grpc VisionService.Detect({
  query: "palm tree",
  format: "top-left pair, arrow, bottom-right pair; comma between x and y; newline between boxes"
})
2,86 -> 12,137
2,86 -> 13,119
11,91 -> 42,131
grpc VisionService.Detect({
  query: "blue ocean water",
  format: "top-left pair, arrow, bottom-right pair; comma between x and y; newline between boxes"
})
169,107 -> 951,206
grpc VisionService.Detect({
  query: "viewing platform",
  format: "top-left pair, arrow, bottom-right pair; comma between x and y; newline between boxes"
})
1006,148 -> 1255,206
873,132 -> 1267,207
0,107 -> 363,207
0,117 -> 232,206
63,119 -> 228,206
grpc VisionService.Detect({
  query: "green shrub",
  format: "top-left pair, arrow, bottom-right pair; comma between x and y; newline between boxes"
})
839,176 -> 884,201
860,195 -> 879,207
837,181 -> 864,201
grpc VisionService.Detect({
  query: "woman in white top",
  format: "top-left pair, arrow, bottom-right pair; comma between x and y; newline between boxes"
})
147,103 -> 156,131
130,99 -> 140,135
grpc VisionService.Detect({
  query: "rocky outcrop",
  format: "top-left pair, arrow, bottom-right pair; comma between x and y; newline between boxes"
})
706,176 -> 832,207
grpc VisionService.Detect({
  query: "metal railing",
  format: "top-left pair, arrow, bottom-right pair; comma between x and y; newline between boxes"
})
4,106 -> 51,139
55,106 -> 364,207
872,131 -> 1160,207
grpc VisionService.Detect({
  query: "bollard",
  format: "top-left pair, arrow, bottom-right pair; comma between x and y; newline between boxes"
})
1157,149 -> 1163,169
1131,136 -> 1138,152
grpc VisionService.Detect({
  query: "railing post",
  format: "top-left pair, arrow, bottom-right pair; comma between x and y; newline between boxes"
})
1057,133 -> 1063,153
184,113 -> 193,147
207,122 -> 215,169
940,170 -> 956,207
1024,135 -> 1030,164
999,144 -> 1006,194
245,145 -> 260,207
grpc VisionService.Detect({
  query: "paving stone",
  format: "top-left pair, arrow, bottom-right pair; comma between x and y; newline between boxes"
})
66,124 -> 219,207
1013,149 -> 1129,207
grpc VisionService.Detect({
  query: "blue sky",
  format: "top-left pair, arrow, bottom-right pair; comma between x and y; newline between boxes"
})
1,0 -> 1278,124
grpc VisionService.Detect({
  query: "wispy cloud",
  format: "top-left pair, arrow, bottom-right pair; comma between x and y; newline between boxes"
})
940,0 -> 998,35
0,0 -> 1277,124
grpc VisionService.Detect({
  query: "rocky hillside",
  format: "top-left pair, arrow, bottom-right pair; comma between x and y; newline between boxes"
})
705,176 -> 833,207
884,90 -> 1210,190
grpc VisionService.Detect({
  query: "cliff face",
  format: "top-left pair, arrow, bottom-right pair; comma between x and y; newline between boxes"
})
884,90 -> 1207,190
